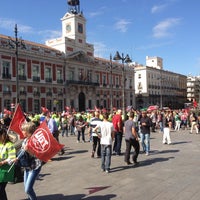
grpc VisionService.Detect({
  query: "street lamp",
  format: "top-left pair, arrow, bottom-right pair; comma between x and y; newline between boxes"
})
113,51 -> 132,120
107,54 -> 117,114
8,24 -> 26,104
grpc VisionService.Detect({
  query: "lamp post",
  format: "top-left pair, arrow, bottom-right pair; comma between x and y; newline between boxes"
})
107,54 -> 116,113
8,24 -> 26,104
113,51 -> 132,120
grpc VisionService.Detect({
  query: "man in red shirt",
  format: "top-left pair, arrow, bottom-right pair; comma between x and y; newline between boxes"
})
112,109 -> 123,155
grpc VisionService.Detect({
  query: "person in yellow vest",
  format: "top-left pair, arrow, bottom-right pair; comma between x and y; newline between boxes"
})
0,127 -> 16,200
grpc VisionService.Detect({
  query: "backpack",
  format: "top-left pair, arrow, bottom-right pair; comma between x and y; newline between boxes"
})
17,149 -> 35,168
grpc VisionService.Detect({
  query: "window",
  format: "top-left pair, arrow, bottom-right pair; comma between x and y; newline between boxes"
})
103,75 -> 106,85
138,74 -> 141,79
46,88 -> 52,96
87,70 -> 92,82
34,99 -> 40,113
3,85 -> 10,92
20,86 -> 26,95
69,70 -> 74,80
57,69 -> 63,83
2,61 -> 11,78
79,69 -> 84,80
32,65 -> 40,77
78,23 -> 83,33
57,69 -> 62,80
18,63 -> 26,76
18,63 -> 26,80
96,74 -> 100,83
46,100 -> 52,111
45,67 -> 52,82
116,77 -> 119,86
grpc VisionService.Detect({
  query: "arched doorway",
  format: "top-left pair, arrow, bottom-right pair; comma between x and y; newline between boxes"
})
78,92 -> 85,112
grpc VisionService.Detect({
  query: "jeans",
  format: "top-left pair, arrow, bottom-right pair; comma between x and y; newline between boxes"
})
140,133 -> 150,153
159,122 -> 163,132
101,145 -> 112,171
70,125 -> 75,135
24,167 -> 41,200
113,132 -> 122,155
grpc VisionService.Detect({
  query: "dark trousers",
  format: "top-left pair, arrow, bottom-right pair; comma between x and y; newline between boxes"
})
113,132 -> 123,155
77,129 -> 85,142
124,138 -> 140,163
0,182 -> 8,200
92,136 -> 101,156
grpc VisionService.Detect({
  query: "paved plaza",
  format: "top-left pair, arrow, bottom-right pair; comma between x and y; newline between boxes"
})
7,128 -> 200,200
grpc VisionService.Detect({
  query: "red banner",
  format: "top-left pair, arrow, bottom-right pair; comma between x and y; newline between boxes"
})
27,122 -> 64,162
9,104 -> 26,139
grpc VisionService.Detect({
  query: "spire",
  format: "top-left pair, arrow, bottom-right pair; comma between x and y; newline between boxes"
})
67,0 -> 80,14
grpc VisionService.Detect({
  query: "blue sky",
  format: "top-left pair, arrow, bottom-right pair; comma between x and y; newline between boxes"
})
0,0 -> 200,76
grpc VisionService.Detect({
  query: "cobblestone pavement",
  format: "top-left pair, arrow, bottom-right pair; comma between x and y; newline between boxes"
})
7,128 -> 200,200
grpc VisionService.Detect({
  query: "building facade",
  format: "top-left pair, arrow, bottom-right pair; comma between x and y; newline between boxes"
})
187,75 -> 200,106
0,2 -> 135,113
134,57 -> 187,109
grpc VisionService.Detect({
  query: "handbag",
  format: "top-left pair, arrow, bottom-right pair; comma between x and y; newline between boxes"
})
0,164 -> 15,182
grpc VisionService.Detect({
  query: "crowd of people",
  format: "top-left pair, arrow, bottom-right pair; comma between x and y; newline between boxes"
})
1,106 -> 200,199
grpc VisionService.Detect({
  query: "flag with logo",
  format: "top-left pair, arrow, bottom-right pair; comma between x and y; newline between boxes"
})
27,121 -> 64,162
9,104 -> 26,139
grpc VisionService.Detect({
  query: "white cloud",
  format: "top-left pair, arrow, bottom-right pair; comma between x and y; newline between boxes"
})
151,4 -> 167,14
114,19 -> 131,33
38,30 -> 61,41
0,18 -> 33,33
153,18 -> 181,38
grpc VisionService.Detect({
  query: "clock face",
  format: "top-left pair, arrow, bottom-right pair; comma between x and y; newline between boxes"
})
66,24 -> 71,33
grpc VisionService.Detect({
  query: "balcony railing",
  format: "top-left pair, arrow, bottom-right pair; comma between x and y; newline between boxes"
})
58,92 -> 63,96
46,92 -> 52,97
18,75 -> 27,80
2,73 -> 11,79
32,76 -> 40,82
66,80 -> 99,86
33,91 -> 40,96
45,78 -> 52,83
19,91 -> 27,95
57,79 -> 63,84
3,91 -> 11,95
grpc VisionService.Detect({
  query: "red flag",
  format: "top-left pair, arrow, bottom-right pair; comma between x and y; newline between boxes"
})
41,106 -> 48,113
193,99 -> 198,108
65,106 -> 70,111
9,104 -> 26,139
27,122 -> 64,162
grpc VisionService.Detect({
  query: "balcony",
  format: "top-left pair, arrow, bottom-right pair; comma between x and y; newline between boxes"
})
32,76 -> 40,82
2,73 -> 11,79
46,92 -> 52,97
18,75 -> 27,80
58,92 -> 63,96
3,91 -> 11,95
45,78 -> 52,83
33,91 -> 40,97
57,79 -> 63,84
66,80 -> 99,87
19,91 -> 27,95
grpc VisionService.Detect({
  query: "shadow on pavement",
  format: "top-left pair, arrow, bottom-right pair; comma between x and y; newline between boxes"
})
37,193 -> 116,200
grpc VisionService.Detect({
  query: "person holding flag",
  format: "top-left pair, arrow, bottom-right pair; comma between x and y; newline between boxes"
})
16,121 -> 42,200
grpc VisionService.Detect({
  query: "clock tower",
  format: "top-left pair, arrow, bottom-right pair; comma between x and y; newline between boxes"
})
61,1 -> 86,46
46,0 -> 94,57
